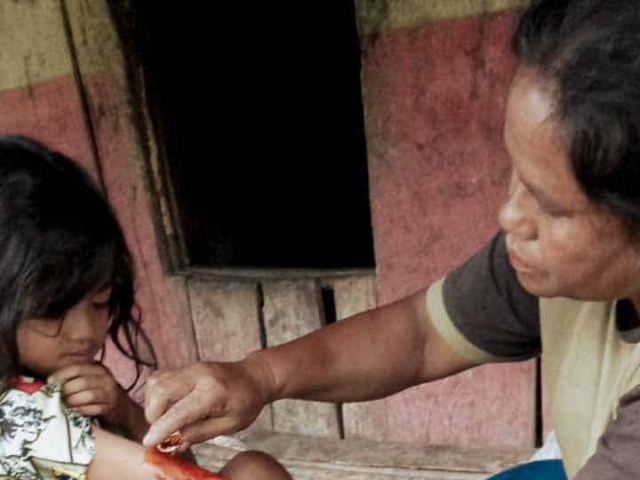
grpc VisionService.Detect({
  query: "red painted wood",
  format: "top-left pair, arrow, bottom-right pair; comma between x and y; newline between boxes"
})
0,78 -> 97,177
79,72 -> 199,373
360,12 -> 536,448
0,72 -> 198,390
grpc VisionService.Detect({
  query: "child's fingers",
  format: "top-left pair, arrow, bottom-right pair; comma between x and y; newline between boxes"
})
61,375 -> 119,403
54,370 -> 119,399
59,376 -> 95,396
65,388 -> 110,408
73,403 -> 109,417
49,362 -> 105,384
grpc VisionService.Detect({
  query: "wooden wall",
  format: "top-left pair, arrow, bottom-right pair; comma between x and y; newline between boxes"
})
0,0 -> 538,450
353,0 -> 538,449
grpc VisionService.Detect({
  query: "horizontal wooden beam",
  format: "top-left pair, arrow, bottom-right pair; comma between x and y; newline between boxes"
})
356,0 -> 528,38
193,432 -> 533,480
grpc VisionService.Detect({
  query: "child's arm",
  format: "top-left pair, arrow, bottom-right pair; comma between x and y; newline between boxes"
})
50,362 -> 199,464
89,426 -> 223,479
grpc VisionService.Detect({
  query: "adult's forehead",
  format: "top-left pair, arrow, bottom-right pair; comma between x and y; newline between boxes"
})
507,68 -> 557,125
504,71 -> 559,153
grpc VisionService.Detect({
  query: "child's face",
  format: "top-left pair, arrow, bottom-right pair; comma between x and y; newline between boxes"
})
16,286 -> 113,377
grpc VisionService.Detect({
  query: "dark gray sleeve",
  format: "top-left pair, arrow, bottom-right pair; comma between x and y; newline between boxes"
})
442,232 -> 541,360
575,385 -> 640,479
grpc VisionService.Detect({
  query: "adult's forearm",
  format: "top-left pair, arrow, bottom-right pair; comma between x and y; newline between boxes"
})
248,290 -> 436,403
142,286 -> 474,448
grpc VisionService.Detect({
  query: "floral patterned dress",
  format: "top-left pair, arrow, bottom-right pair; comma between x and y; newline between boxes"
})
0,376 -> 95,480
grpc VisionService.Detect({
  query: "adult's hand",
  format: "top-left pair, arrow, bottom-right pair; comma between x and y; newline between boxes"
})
142,358 -> 274,449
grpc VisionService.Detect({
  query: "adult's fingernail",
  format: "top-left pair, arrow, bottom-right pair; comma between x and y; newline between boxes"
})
142,430 -> 154,447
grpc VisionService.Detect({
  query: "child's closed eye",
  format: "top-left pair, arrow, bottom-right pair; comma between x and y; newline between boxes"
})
92,300 -> 111,310
91,286 -> 113,310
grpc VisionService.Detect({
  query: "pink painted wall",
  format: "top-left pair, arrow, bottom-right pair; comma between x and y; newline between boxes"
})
0,78 -> 96,177
360,11 -> 537,448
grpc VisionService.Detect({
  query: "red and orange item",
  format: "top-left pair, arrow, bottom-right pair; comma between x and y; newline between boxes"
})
144,448 -> 224,480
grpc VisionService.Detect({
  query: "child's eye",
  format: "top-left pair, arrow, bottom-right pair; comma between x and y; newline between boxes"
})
25,318 -> 64,337
92,300 -> 110,310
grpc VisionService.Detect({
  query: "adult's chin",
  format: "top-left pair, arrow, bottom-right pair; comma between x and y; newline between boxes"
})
514,269 -> 555,298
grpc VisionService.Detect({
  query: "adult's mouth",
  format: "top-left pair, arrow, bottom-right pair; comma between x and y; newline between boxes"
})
507,249 -> 535,274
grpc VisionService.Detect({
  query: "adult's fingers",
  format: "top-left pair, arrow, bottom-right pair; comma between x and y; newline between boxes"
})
143,388 -> 218,447
65,388 -> 111,408
73,403 -> 107,417
179,414 -> 242,446
143,361 -> 268,447
144,369 -> 196,426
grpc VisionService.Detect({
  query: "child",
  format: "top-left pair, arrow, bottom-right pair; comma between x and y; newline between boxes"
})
0,135 -> 292,479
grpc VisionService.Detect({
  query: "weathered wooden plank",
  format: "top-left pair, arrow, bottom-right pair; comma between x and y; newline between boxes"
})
187,279 -> 272,432
327,275 -> 386,440
0,1 -> 74,92
262,280 -> 341,438
193,432 -> 532,480
0,0 -> 97,177
355,0 -> 527,39
63,0 -> 199,376
189,280 -> 262,362
239,431 -> 530,473
330,275 -> 378,319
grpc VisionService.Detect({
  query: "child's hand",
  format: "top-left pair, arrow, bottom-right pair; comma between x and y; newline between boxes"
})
49,362 -> 147,438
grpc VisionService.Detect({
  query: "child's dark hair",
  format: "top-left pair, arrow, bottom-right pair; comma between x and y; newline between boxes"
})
0,135 -> 156,390
513,0 -> 640,237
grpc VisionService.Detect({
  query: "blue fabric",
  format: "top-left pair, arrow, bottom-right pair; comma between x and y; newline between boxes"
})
488,460 -> 567,480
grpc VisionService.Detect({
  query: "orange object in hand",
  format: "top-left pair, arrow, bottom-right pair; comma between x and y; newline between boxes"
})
144,448 -> 225,480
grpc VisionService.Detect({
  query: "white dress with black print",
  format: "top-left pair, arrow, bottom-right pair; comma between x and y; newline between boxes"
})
0,376 -> 95,480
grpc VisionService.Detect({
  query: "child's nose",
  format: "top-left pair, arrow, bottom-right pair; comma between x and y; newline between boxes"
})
62,304 -> 103,341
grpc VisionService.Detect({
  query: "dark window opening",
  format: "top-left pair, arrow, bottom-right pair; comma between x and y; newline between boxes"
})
126,2 -> 375,270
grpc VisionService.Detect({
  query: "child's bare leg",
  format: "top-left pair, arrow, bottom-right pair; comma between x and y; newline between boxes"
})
220,451 -> 292,480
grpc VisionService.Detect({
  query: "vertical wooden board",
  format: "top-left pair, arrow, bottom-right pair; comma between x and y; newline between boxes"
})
0,0 -> 97,177
329,276 -> 386,439
188,279 -> 271,432
331,275 -> 377,318
262,280 -> 341,438
63,0 -> 199,372
189,280 -> 261,362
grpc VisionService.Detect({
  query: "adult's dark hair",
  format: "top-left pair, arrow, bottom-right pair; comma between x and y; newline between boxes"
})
0,135 -> 156,390
513,0 -> 640,236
